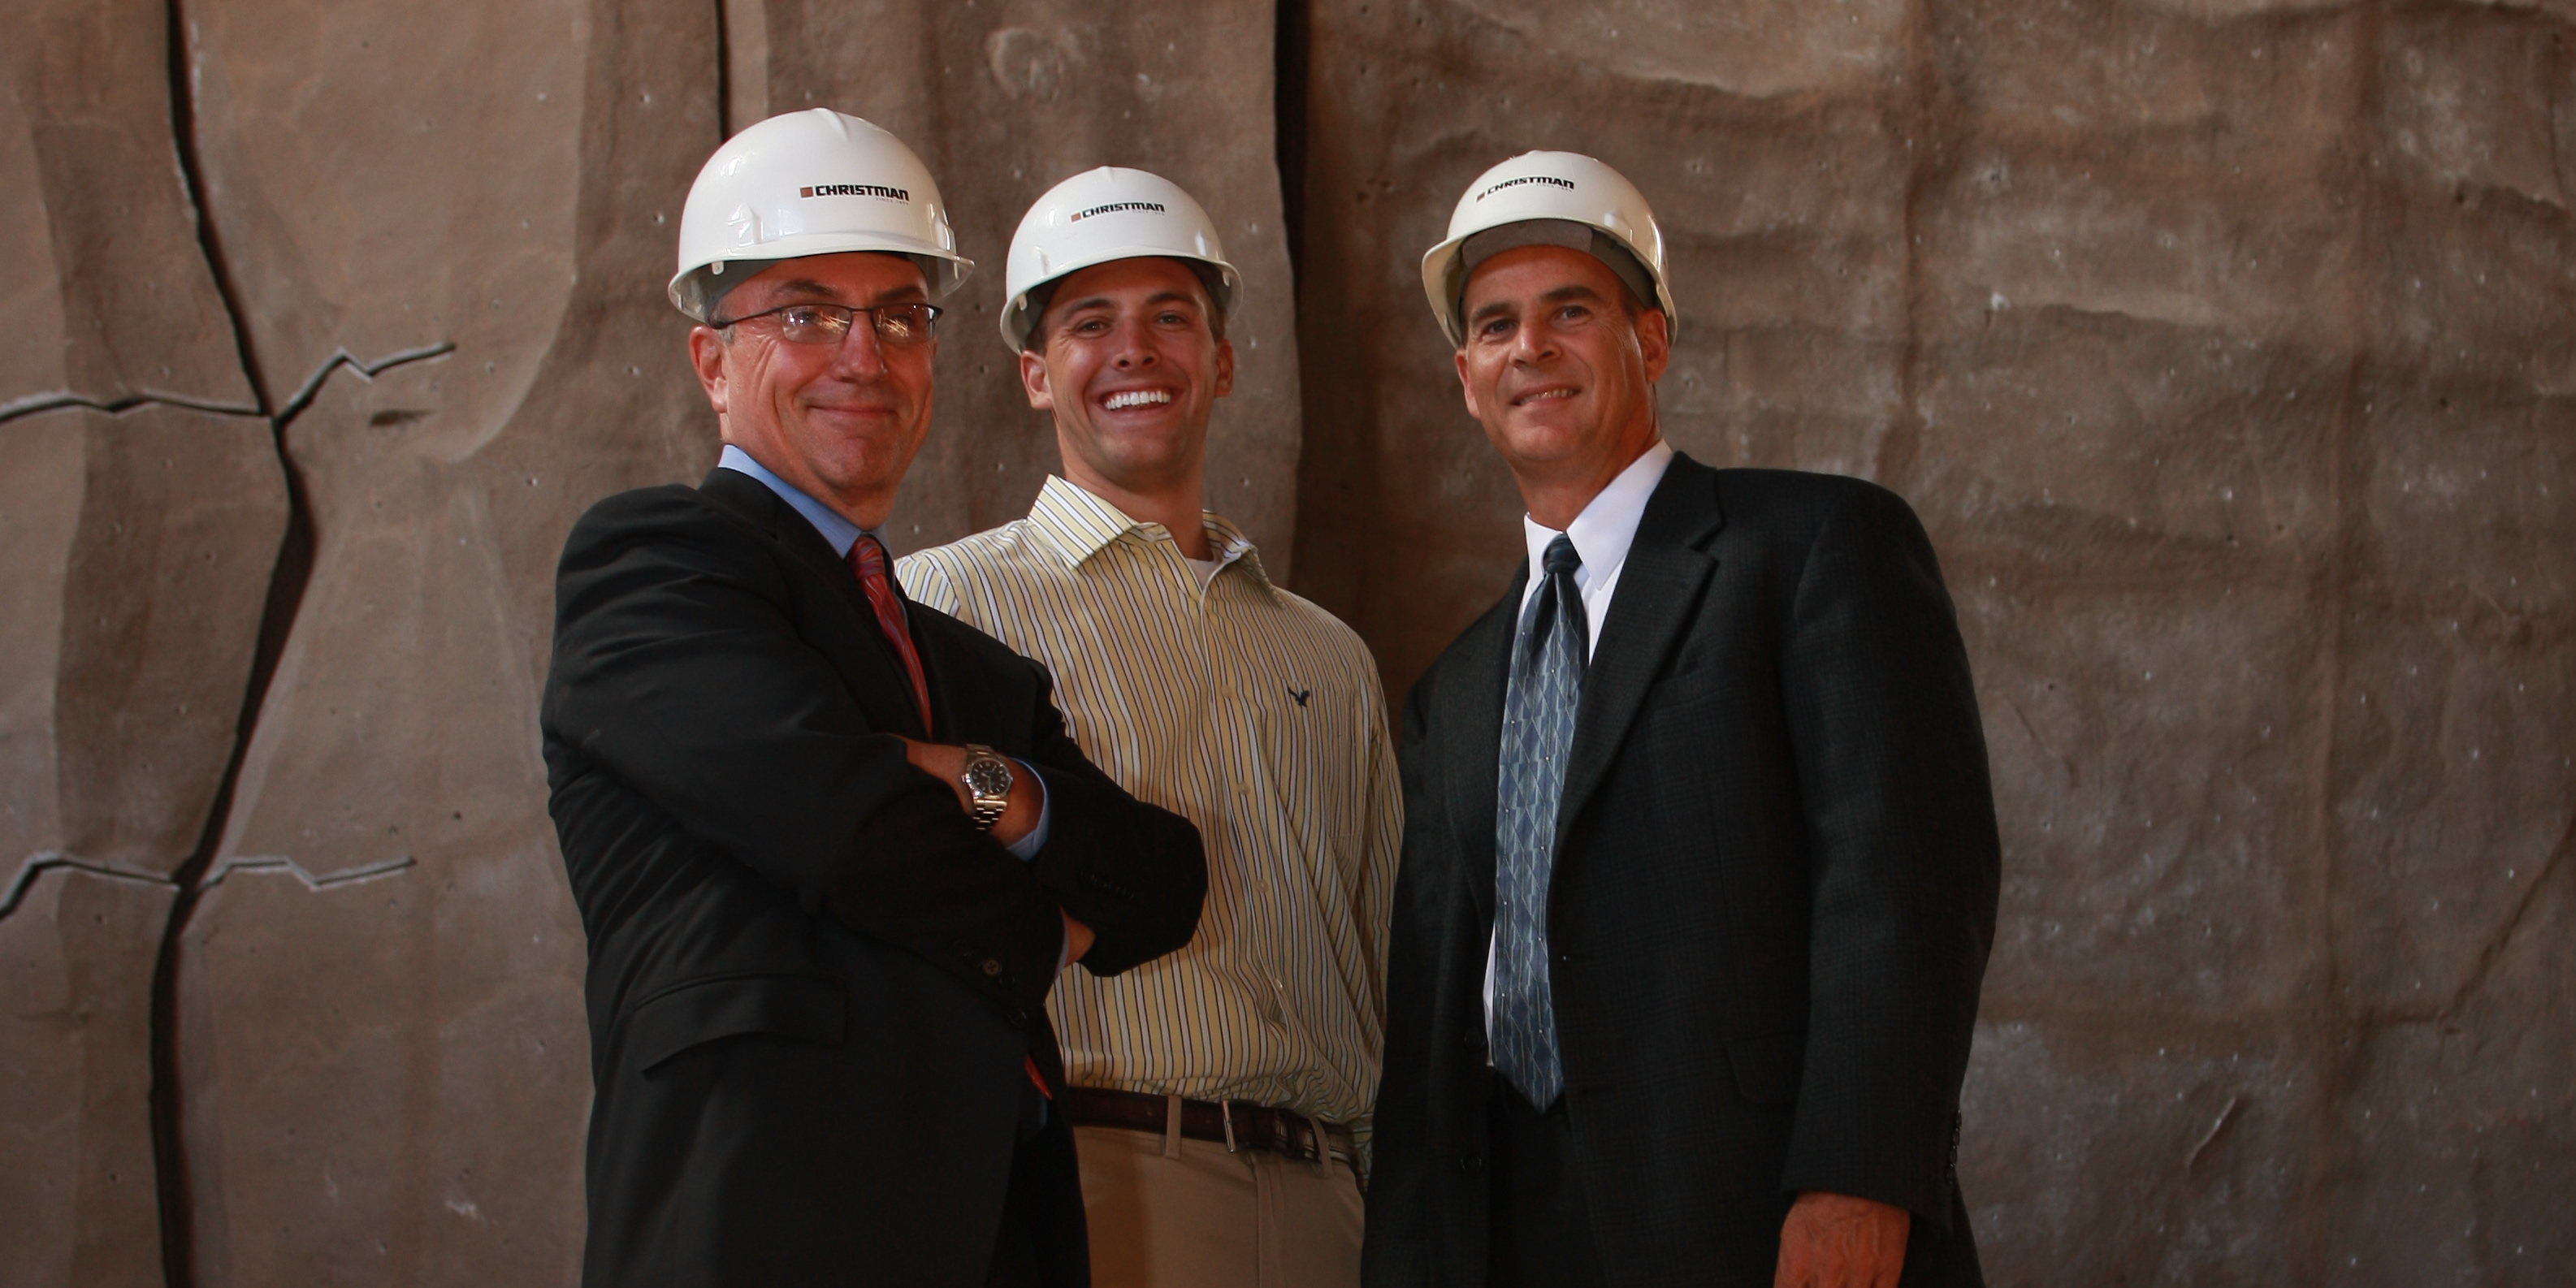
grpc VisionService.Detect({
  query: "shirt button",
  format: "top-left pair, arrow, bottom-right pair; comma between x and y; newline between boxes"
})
981,958 -> 1003,977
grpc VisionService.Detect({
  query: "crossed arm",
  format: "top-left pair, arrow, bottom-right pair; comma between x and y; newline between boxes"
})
545,489 -> 1197,1011
893,737 -> 1093,964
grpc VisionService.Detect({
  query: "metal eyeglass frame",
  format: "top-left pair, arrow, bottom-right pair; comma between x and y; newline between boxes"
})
710,300 -> 945,348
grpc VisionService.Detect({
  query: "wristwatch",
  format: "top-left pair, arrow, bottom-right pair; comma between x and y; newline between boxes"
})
959,744 -> 1014,832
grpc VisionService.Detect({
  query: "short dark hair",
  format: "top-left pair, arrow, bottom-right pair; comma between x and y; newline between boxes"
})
1020,258 -> 1229,352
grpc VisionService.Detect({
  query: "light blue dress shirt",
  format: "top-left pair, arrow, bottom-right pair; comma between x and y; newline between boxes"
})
717,444 -> 1050,860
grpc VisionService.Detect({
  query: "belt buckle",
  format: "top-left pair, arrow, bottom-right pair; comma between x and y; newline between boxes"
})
1220,1100 -> 1238,1153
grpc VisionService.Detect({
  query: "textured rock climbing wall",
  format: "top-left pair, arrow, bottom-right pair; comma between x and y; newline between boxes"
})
2,0 -> 2566,1284
165,2 -> 718,1282
1,1 -> 284,1283
1292,2 -> 2574,1285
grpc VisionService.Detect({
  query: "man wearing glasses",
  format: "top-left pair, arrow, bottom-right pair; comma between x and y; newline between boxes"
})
541,110 -> 1206,1287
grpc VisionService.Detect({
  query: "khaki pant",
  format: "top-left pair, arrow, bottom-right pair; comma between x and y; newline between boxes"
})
1072,1123 -> 1364,1288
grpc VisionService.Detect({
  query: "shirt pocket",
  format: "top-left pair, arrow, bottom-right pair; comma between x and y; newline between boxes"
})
625,973 -> 849,1075
1247,678 -> 1363,845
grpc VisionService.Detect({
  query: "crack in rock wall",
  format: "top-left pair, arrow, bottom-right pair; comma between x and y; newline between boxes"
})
3,0 -> 2569,1285
1,1 -> 288,1283
166,1 -> 719,1282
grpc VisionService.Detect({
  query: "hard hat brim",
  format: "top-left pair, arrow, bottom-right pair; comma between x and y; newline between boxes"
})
1419,227 -> 1678,348
998,250 -> 1240,352
669,232 -> 975,320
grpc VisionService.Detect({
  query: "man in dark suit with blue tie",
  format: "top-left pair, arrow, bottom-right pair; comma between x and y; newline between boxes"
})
1362,153 -> 2002,1288
540,110 -> 1205,1287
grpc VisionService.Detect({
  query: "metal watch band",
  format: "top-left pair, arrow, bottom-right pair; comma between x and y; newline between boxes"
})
960,743 -> 1011,832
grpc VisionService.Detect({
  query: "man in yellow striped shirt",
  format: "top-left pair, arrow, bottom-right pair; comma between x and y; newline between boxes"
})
899,168 -> 1397,1288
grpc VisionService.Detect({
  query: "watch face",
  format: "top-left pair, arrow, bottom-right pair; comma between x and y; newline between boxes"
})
963,754 -> 1013,799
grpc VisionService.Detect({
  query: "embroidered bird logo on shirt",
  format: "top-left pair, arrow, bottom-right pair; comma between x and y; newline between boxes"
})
1288,686 -> 1312,707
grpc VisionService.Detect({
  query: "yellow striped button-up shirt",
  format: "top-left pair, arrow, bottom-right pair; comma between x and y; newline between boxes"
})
898,476 -> 1399,1138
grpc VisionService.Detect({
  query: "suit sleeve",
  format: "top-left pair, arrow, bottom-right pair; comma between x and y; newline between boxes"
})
543,490 -> 1066,1018
1359,676 -> 1442,1282
1011,658 -> 1208,977
1775,482 -> 2002,1227
1348,662 -> 1405,1178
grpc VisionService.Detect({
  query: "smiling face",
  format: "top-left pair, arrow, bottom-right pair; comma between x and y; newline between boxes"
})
1020,256 -> 1235,503
1454,244 -> 1669,522
686,251 -> 935,530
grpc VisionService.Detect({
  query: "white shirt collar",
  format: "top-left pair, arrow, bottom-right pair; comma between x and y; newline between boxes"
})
1519,439 -> 1674,599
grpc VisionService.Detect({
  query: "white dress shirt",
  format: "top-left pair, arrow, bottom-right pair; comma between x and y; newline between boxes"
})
1485,439 -> 1677,1037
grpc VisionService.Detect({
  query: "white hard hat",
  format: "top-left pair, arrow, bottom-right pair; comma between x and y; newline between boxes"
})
669,109 -> 972,321
999,166 -> 1240,352
1419,150 -> 1674,347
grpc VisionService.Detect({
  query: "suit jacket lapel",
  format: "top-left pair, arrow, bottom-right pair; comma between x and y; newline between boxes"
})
698,468 -> 930,739
910,600 -> 969,742
1556,456 -> 1727,846
1443,572 -> 1523,927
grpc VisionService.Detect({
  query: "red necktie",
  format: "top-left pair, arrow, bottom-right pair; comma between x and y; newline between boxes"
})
846,534 -> 932,733
848,534 -> 1051,1101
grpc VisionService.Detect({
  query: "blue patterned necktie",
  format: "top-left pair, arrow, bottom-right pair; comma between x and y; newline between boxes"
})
1493,533 -> 1586,1107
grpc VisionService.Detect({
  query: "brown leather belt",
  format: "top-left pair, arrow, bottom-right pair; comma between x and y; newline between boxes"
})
1060,1086 -> 1352,1166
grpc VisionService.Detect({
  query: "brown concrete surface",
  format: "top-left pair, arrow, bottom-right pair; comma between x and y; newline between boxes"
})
0,868 -> 174,1288
1,0 -> 286,878
0,0 -> 2567,1285
165,1 -> 719,1282
2,2 -> 287,1282
0,0 -> 261,418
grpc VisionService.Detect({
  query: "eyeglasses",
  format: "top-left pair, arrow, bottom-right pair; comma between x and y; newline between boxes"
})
711,300 -> 943,348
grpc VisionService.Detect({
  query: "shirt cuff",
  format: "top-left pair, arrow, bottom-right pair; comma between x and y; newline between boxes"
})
1000,763 -> 1067,975
1003,763 -> 1050,862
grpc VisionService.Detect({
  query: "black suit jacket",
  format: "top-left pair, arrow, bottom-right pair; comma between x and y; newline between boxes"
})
542,468 -> 1206,1287
1363,456 -> 2000,1288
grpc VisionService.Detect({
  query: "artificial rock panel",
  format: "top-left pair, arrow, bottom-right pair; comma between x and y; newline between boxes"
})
2326,848 -> 2576,1286
177,854 -> 587,1287
0,0 -> 285,875
171,1 -> 719,1282
2,5 -> 286,1280
0,0 -> 259,415
15,408 -> 292,872
748,0 -> 1305,570
1955,574 -> 2331,1018
0,867 -> 174,1288
1959,1014 -> 2323,1286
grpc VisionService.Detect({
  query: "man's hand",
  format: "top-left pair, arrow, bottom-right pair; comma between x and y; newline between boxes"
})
897,737 -> 1092,963
1773,1191 -> 1908,1288
1060,912 -> 1095,964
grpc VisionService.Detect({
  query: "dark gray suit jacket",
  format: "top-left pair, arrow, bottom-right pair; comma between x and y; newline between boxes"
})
1364,454 -> 2000,1288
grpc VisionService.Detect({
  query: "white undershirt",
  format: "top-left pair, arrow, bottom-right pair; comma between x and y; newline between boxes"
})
1184,555 -> 1223,589
1484,439 -> 1677,1041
